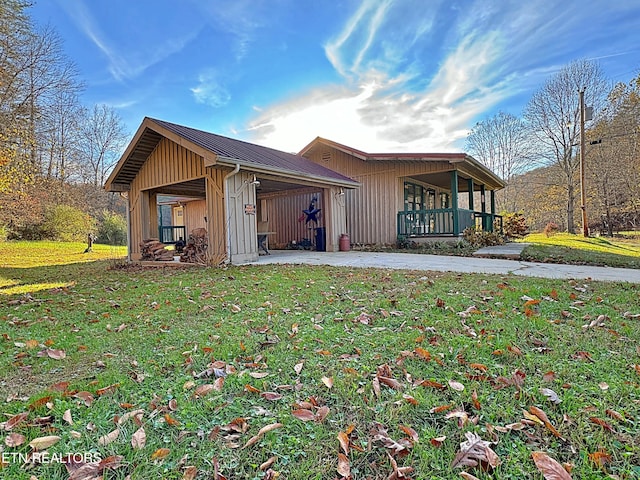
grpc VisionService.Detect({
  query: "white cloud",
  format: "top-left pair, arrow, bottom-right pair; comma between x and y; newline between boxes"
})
191,70 -> 231,107
61,2 -> 198,82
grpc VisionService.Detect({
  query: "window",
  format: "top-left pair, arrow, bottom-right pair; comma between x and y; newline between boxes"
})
404,182 -> 436,211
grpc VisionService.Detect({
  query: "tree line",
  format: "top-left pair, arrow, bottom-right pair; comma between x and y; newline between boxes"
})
0,1 -> 128,242
466,59 -> 640,235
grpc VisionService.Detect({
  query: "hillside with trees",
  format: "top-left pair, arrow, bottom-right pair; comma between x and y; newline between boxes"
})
467,61 -> 640,235
0,1 -> 127,243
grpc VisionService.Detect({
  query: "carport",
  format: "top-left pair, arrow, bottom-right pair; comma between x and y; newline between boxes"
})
104,117 -> 359,264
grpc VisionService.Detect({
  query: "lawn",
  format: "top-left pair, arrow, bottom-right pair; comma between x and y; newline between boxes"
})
0,242 -> 639,479
520,233 -> 640,269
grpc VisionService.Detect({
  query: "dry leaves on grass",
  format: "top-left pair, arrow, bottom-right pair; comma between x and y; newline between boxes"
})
451,432 -> 500,471
531,451 -> 572,479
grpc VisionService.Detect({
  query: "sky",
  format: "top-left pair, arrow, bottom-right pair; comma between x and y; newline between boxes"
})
30,0 -> 640,154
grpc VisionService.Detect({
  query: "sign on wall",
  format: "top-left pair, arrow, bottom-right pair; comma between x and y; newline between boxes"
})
244,204 -> 256,215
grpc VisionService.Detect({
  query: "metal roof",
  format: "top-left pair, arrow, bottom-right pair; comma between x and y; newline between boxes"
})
105,118 -> 359,191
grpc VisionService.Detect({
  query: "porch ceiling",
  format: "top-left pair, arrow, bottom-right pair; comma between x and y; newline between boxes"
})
153,178 -> 205,197
409,171 -> 498,192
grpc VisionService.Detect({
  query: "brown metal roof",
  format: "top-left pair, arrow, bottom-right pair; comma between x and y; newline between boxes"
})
105,118 -> 358,191
298,136 -> 506,190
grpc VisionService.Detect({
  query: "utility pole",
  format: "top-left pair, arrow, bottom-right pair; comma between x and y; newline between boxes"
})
579,88 -> 589,237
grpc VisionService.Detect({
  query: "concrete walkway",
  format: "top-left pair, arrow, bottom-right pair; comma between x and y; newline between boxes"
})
252,250 -> 640,283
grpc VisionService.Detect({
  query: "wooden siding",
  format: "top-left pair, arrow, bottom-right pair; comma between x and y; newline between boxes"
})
183,200 -> 206,234
305,149 -> 454,245
127,137 -> 228,261
225,171 -> 258,263
260,189 -> 323,248
205,167 -> 228,263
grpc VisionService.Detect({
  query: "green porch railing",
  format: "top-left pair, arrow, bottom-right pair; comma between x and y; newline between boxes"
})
397,209 -> 502,237
158,225 -> 186,244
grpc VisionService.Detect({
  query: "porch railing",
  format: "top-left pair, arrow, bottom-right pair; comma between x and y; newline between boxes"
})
158,225 -> 186,244
397,209 -> 502,237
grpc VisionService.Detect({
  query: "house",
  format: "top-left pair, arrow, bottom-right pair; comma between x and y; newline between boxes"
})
298,137 -> 506,246
104,117 -> 359,264
105,118 -> 505,264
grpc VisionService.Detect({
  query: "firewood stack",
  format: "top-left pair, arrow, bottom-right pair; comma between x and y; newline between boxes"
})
180,228 -> 208,264
140,238 -> 175,261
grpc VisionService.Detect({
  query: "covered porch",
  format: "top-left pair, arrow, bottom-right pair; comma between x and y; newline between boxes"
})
397,169 -> 503,239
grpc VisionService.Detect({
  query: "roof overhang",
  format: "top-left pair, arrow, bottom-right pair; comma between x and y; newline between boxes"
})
299,137 -> 505,190
105,118 -> 359,192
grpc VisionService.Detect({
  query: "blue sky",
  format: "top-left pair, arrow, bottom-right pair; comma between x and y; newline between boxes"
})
30,0 -> 640,154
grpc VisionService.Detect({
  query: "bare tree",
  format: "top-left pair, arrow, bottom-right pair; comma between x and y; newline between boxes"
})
78,104 -> 128,187
523,59 -> 608,233
465,111 -> 532,211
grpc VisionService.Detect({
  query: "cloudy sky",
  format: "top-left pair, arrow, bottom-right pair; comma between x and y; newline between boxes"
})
31,0 -> 640,153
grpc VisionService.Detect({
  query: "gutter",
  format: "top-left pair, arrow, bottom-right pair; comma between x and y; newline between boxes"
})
223,164 -> 241,263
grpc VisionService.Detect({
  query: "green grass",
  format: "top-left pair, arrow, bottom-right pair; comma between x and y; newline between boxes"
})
520,233 -> 640,269
0,242 -> 639,479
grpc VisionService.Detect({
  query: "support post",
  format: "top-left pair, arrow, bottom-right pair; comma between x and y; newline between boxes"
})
467,178 -> 474,211
579,88 -> 589,237
450,170 -> 459,235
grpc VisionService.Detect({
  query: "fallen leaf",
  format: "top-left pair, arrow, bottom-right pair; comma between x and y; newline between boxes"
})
98,428 -> 120,446
378,376 -> 403,390
182,466 -> 198,480
294,362 -> 304,375
131,426 -> 146,449
249,372 -> 269,379
164,413 -> 180,426
415,347 -> 431,361
588,450 -> 612,467
242,423 -> 283,449
29,435 -> 61,450
451,431 -> 500,470
261,392 -> 283,401
4,412 -> 29,431
321,376 -> 334,389
531,451 -> 572,479
448,379 -> 465,392
430,435 -> 446,447
337,453 -> 351,478
63,409 -> 74,425
260,456 -> 277,471
541,388 -> 562,404
292,409 -> 316,422
337,431 -> 350,455
590,417 -> 615,433
459,472 -> 482,480
4,432 -> 26,447
151,448 -> 170,460
315,405 -> 330,422
46,348 -> 66,360
193,384 -> 214,398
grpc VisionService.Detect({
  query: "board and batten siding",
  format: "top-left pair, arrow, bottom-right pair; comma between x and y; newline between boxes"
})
183,200 -> 206,235
259,189 -> 323,248
225,171 -> 258,263
127,137 -> 227,261
305,148 -> 453,245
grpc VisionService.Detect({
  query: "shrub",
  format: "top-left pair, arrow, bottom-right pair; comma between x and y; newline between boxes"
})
502,211 -> 529,239
543,222 -> 559,237
463,227 -> 505,248
41,205 -> 96,242
98,210 -> 127,245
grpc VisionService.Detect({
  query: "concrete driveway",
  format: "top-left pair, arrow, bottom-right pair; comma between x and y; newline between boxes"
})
252,250 -> 640,283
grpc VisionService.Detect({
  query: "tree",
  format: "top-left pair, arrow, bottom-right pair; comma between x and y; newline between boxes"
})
523,59 -> 608,233
78,104 -> 128,187
587,76 -> 640,234
465,111 -> 532,212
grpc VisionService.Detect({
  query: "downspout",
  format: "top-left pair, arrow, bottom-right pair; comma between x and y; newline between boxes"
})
223,164 -> 241,263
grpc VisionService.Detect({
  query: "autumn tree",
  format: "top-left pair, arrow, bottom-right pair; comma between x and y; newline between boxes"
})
586,76 -> 640,234
78,104 -> 128,187
465,111 -> 533,212
523,59 -> 608,233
